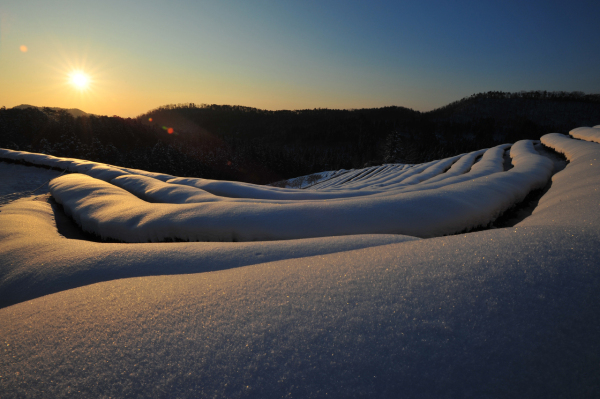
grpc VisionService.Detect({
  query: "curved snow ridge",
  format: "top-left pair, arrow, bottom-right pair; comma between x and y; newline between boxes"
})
166,148 -> 503,201
0,197 -> 419,308
49,140 -> 553,242
343,160 -> 437,188
281,145 -> 505,196
0,148 -> 175,182
305,168 -> 356,189
338,164 -> 409,189
114,174 -> 376,204
413,149 -> 487,186
2,147 -> 506,202
168,176 -> 383,201
570,126 -> 600,144
112,175 -> 224,204
390,144 -> 510,194
521,132 -> 600,227
280,148 -> 494,192
111,145 -> 505,203
379,155 -> 464,187
541,133 -> 599,161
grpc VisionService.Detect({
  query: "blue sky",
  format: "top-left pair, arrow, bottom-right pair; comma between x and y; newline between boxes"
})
1,0 -> 599,116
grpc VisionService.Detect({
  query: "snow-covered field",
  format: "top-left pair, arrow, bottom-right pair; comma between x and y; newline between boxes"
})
1,128 -> 599,398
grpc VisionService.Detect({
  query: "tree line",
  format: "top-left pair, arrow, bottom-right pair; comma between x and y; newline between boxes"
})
1,91 -> 599,184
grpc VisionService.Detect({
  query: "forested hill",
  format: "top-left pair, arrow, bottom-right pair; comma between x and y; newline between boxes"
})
138,104 -> 420,146
137,91 -> 600,171
428,91 -> 600,132
0,107 -> 269,183
429,91 -> 600,121
12,105 -> 90,118
1,91 -> 599,184
137,105 -> 422,177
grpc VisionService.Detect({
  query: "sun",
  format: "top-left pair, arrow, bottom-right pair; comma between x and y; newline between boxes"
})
47,49 -> 105,106
69,71 -> 90,90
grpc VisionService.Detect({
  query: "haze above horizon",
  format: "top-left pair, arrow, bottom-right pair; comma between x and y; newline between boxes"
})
1,0 -> 599,118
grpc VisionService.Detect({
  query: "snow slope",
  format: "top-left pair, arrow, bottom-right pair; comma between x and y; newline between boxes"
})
0,130 -> 599,398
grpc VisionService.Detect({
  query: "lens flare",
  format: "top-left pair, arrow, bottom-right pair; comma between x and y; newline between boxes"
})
20,45 -> 28,53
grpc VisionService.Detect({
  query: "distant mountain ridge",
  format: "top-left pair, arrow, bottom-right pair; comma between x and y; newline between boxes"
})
12,104 -> 90,118
427,91 -> 600,126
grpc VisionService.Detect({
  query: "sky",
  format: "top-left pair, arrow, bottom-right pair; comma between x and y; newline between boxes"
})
1,0 -> 599,118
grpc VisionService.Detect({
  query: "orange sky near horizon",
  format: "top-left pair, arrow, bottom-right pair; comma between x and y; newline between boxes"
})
3,41 -> 427,117
1,1 -> 599,118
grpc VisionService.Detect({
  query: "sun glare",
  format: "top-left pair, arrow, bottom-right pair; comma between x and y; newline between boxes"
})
69,71 -> 90,90
42,48 -> 108,110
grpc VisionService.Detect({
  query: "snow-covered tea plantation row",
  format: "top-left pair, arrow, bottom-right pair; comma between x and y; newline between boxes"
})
0,139 -> 565,242
0,126 -> 599,398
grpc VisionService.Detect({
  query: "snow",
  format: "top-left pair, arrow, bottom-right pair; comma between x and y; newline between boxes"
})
169,147 -> 505,197
270,169 -> 342,189
263,145 -> 503,193
0,162 -> 64,205
42,140 -> 553,242
523,133 -> 600,227
570,126 -> 600,144
0,149 -> 174,182
1,129 -> 600,398
0,195 -> 417,308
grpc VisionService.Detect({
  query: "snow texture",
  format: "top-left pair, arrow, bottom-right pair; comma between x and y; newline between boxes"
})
0,195 -> 417,308
0,162 -> 64,205
1,129 -> 599,398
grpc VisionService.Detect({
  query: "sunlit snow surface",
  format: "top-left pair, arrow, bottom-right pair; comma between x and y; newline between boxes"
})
570,125 -> 600,144
1,131 -> 599,398
45,141 -> 553,241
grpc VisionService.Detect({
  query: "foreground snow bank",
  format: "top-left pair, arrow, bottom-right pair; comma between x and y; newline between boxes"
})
1,132 -> 600,398
1,130 -> 600,398
0,194 -> 417,308
48,140 -> 553,242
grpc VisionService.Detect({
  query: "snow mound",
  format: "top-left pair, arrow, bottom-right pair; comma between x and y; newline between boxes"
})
173,147 -> 509,197
0,194 -> 417,308
570,126 -> 600,144
112,174 -> 222,204
263,145 -> 507,194
45,140 -> 553,242
0,148 -> 175,181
